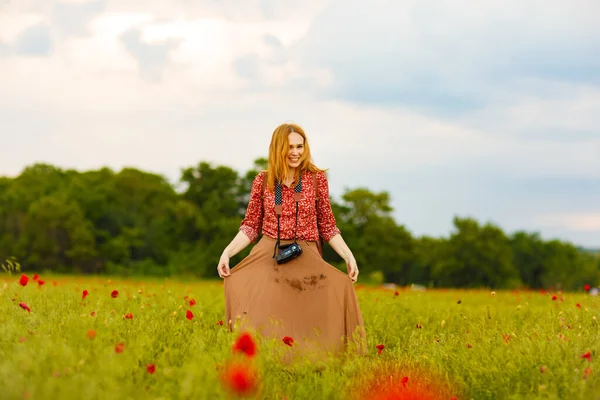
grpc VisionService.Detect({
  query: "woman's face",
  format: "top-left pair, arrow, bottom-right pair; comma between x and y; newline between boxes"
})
287,132 -> 304,169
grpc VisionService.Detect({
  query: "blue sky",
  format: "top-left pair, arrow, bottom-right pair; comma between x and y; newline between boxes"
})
0,0 -> 599,247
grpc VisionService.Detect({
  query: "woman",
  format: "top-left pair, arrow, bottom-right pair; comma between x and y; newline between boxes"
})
218,123 -> 366,358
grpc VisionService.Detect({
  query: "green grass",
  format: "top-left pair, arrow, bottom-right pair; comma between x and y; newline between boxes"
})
1,274 -> 598,399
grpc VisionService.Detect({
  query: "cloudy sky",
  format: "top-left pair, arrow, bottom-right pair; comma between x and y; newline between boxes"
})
1,0 -> 599,248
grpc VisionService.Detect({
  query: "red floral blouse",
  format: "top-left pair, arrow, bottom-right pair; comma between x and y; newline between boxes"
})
239,170 -> 341,243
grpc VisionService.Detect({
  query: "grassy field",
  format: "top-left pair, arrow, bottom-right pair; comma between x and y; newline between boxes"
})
1,273 -> 598,400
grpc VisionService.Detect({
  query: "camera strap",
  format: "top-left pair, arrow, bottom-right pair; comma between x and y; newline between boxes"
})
273,175 -> 302,258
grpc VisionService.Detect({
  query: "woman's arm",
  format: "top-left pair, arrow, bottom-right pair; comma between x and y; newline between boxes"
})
314,171 -> 359,282
217,231 -> 252,278
223,231 -> 253,259
328,233 -> 359,282
217,172 -> 264,278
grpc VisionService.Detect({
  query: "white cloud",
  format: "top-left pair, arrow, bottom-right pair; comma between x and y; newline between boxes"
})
0,12 -> 48,42
536,213 -> 600,232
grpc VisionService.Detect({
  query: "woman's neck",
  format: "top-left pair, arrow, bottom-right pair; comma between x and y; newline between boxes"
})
286,168 -> 297,180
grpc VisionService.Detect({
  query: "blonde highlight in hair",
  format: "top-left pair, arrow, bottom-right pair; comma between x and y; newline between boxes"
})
265,123 -> 323,190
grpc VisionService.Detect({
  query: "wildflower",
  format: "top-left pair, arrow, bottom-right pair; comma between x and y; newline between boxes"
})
87,330 -> 96,339
186,310 -> 193,320
189,299 -> 197,306
220,363 -> 258,396
90,311 -> 96,317
584,284 -> 591,291
124,313 -> 133,319
33,274 -> 39,281
551,295 -> 557,301
82,290 -> 89,299
111,290 -> 119,298
581,351 -> 592,362
146,364 -> 156,374
19,302 -> 31,312
416,324 -> 422,329
584,366 -> 592,379
37,279 -> 45,286
19,274 -> 28,287
282,336 -> 294,346
233,332 -> 257,357
576,303 -> 581,309
216,320 -> 224,326
394,291 -> 399,296
540,366 -> 548,373
375,344 -> 384,355
115,343 -> 125,353
401,376 -> 408,387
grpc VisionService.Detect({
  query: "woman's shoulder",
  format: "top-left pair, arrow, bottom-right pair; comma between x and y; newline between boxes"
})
254,170 -> 267,181
250,170 -> 268,191
306,169 -> 328,182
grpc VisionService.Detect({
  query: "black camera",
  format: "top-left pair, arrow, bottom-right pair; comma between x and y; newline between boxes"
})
275,242 -> 303,264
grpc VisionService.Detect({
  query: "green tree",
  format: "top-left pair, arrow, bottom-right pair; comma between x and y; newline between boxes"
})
510,231 -> 548,288
19,193 -> 96,273
434,217 -> 520,288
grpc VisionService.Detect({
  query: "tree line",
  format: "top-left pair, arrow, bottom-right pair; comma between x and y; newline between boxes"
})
0,160 -> 598,290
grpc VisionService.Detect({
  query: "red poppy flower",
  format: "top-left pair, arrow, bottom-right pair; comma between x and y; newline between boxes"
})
189,299 -> 196,306
19,274 -> 28,287
576,303 -> 582,309
124,313 -> 133,319
394,291 -> 399,296
282,336 -> 294,346
146,364 -> 156,374
220,363 -> 258,396
37,279 -> 45,286
186,310 -> 193,320
216,320 -> 224,326
33,274 -> 39,281
111,290 -> 119,298
233,332 -> 257,357
401,376 -> 408,387
416,324 -> 422,329
584,284 -> 591,291
551,295 -> 557,301
581,351 -> 592,362
87,330 -> 96,339
115,343 -> 125,353
82,290 -> 89,299
375,344 -> 384,355
584,366 -> 592,379
19,302 -> 31,312
91,311 -> 96,317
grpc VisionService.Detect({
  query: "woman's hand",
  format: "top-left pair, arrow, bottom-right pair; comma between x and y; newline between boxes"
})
217,253 -> 231,278
346,256 -> 359,283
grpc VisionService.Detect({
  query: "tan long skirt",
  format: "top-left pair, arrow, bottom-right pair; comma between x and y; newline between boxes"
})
224,236 -> 367,358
